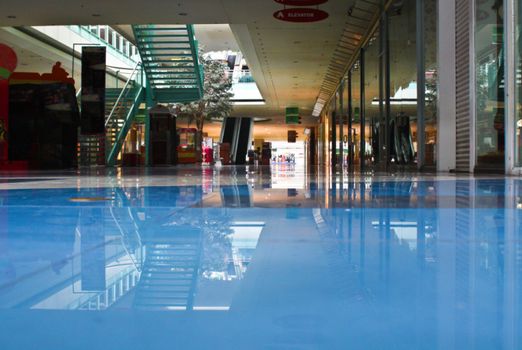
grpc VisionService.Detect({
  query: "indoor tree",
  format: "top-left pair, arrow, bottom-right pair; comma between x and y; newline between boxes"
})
171,52 -> 234,161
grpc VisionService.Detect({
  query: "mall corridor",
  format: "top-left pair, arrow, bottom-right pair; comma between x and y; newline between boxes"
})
0,165 -> 520,349
1,0 -> 522,348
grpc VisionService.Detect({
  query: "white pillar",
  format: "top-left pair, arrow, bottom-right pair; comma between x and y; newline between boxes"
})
437,0 -> 457,172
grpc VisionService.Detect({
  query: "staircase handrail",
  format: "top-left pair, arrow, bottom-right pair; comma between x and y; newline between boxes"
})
186,25 -> 204,98
105,61 -> 142,128
106,86 -> 145,165
110,207 -> 142,273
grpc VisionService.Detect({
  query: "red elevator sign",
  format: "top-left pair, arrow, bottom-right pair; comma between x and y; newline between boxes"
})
273,8 -> 329,22
274,0 -> 328,5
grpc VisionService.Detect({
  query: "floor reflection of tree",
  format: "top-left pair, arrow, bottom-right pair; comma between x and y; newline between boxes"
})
166,208 -> 233,279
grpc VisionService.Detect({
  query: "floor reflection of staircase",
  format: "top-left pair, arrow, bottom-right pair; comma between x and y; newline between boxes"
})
134,229 -> 202,311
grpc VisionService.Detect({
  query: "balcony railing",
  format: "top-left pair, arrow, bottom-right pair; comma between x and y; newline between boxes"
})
227,69 -> 254,84
71,25 -> 140,64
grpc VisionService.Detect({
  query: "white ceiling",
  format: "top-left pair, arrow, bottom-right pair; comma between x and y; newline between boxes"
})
1,0 -> 375,140
194,24 -> 239,52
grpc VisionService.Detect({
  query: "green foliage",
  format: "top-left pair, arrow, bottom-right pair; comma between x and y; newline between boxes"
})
171,53 -> 234,131
425,70 -> 438,119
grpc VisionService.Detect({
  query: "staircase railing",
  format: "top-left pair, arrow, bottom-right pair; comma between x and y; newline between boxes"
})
186,25 -> 204,99
106,86 -> 145,166
105,61 -> 143,128
105,62 -> 145,166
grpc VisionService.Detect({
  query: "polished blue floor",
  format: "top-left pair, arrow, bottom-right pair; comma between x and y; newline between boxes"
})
0,167 -> 520,349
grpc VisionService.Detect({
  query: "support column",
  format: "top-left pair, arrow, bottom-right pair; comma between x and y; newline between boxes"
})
145,84 -> 154,167
348,72 -> 354,169
360,49 -> 366,171
339,80 -> 344,168
437,0 -> 457,171
331,100 -> 337,168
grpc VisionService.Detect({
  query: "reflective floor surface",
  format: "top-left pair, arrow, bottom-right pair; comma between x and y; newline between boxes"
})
0,165 -> 520,349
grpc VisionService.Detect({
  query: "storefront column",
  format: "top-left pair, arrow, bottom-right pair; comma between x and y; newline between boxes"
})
347,71 -> 354,169
331,100 -> 337,168
360,49 -> 366,171
339,81 -> 344,168
436,0 -> 456,171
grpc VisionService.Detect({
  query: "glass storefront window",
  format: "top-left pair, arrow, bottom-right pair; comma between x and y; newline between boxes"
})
389,0 -> 417,166
335,85 -> 344,165
425,0 -> 438,166
343,75 -> 350,164
351,62 -> 361,165
475,0 -> 504,170
514,1 -> 522,167
364,33 -> 381,166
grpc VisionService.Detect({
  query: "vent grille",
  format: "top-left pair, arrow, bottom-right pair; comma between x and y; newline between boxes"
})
455,0 -> 472,172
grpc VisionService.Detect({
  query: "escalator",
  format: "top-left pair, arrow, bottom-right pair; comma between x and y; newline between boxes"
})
235,118 -> 253,165
220,117 -> 253,165
221,117 -> 237,145
390,113 -> 415,165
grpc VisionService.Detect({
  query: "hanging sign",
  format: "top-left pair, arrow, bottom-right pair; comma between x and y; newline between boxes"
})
273,8 -> 329,23
274,0 -> 328,5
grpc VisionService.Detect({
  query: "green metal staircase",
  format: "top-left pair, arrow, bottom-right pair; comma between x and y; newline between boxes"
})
132,24 -> 204,103
80,25 -> 204,167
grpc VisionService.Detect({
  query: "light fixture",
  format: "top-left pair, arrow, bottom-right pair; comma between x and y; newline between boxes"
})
232,101 -> 266,106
